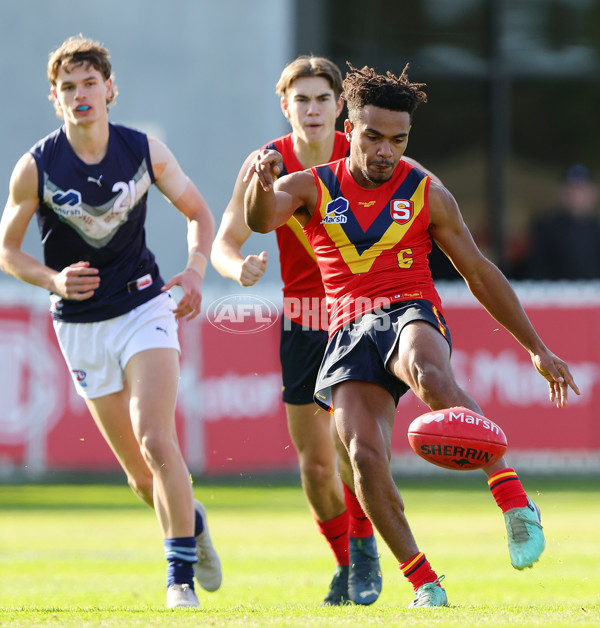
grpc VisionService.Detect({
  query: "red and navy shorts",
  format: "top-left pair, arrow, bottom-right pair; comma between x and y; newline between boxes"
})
314,300 -> 451,412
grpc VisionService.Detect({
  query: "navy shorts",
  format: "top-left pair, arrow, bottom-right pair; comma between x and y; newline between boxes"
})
314,300 -> 452,412
280,315 -> 329,405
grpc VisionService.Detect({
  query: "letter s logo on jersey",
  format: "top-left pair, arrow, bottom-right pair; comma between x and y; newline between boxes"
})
390,199 -> 413,224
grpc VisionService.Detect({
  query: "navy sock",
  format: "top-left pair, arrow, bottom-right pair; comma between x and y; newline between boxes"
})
164,536 -> 197,588
194,507 -> 204,537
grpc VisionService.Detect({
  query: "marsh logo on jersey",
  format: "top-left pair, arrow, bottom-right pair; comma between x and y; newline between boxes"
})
390,199 -> 413,224
322,197 -> 349,224
51,188 -> 83,217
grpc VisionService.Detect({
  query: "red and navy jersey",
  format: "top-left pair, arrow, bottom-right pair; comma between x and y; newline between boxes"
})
303,157 -> 443,335
264,132 -> 349,329
30,123 -> 163,322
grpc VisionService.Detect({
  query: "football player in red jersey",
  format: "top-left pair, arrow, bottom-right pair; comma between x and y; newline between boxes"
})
245,62 -> 580,608
212,55 -> 439,606
212,56 -> 380,606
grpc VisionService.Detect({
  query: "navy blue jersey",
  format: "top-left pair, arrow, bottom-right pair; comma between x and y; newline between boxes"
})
30,123 -> 164,322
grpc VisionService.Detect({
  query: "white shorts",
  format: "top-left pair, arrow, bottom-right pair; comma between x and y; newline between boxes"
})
53,292 -> 181,399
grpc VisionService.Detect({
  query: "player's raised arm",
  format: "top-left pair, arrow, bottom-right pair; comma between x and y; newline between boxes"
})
244,149 -> 316,234
149,137 -> 215,320
211,150 -> 269,287
428,180 -> 580,407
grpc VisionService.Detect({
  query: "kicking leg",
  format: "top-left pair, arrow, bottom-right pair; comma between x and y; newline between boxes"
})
390,320 -> 544,569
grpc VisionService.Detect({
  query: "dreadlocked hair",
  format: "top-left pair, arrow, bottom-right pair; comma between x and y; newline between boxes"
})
343,62 -> 427,120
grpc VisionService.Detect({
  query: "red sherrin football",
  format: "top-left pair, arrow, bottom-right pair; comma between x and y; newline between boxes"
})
407,406 -> 507,470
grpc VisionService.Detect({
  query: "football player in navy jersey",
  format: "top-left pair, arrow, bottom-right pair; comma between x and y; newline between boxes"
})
0,35 -> 220,608
245,62 -> 580,608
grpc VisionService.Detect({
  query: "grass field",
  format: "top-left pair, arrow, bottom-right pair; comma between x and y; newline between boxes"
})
0,475 -> 598,626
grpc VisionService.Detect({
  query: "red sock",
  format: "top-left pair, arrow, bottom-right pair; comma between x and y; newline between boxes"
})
488,467 -> 528,512
316,511 -> 349,566
343,484 -> 374,538
399,552 -> 440,591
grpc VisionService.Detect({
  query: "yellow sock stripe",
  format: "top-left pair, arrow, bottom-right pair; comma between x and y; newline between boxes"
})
487,470 -> 518,487
400,552 -> 424,575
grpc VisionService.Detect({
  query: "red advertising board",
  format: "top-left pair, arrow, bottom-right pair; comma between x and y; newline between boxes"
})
0,289 -> 598,476
393,303 -> 600,452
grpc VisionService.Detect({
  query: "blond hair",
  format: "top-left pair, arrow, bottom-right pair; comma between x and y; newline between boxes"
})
275,55 -> 343,98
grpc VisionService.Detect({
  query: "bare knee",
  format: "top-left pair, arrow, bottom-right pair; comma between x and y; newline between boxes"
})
297,451 -> 337,487
349,440 -> 389,487
410,362 -> 461,408
348,441 -> 403,510
138,430 -> 178,472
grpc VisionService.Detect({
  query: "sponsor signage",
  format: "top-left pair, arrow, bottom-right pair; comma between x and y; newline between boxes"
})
0,299 -> 598,474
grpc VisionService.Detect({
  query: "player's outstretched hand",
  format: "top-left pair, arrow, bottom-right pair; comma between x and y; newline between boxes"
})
51,261 -> 100,301
163,268 -> 203,321
239,251 -> 268,287
243,149 -> 283,191
531,350 -> 580,408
